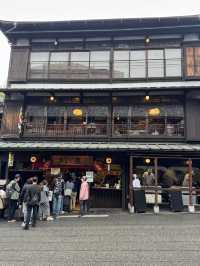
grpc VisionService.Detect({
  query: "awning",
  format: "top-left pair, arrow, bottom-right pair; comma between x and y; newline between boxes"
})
0,140 -> 200,153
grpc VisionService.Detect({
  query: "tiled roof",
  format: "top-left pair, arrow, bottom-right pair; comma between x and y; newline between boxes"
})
0,141 -> 200,152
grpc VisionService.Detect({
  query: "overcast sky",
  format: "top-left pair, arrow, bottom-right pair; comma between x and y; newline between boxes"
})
0,0 -> 200,86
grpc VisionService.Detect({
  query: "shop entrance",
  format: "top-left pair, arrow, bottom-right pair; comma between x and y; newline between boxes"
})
129,156 -> 200,210
9,152 -> 126,210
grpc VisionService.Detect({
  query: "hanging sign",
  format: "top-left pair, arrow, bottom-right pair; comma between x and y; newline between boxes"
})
8,152 -> 14,167
106,157 -> 112,172
51,168 -> 61,175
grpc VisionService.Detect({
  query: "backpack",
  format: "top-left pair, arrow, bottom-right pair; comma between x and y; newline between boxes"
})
53,187 -> 60,197
27,192 -> 39,206
6,181 -> 14,198
53,178 -> 63,197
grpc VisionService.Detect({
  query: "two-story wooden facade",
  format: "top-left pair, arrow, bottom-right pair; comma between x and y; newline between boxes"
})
1,15 -> 200,209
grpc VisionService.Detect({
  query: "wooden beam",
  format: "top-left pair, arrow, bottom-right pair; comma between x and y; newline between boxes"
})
129,155 -> 133,207
154,157 -> 158,206
188,158 -> 193,206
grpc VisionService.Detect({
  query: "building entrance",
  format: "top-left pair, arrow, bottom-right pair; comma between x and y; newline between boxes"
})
8,152 -> 125,210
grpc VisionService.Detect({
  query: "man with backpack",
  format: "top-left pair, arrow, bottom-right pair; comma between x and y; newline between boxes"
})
6,174 -> 21,222
23,176 -> 41,230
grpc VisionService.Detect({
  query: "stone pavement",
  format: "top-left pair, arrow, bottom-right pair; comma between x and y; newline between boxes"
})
0,212 -> 200,266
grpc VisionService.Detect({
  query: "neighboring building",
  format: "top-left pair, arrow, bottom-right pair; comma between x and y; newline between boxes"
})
0,15 -> 200,209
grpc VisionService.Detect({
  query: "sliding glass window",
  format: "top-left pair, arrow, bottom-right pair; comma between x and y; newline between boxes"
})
165,49 -> 182,77
29,52 -> 49,79
113,48 -> 182,79
130,50 -> 146,78
113,51 -> 129,78
90,51 -> 110,79
49,52 -> 69,79
148,50 -> 164,78
70,52 -> 90,79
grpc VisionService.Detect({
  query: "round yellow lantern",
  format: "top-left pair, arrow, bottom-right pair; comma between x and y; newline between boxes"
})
148,108 -> 160,116
145,158 -> 151,164
73,108 -> 83,117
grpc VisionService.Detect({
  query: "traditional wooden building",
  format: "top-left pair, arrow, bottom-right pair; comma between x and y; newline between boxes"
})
1,15 -> 200,210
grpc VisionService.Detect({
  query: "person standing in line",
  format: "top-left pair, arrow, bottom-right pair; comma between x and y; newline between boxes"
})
7,174 -> 21,223
39,180 -> 52,221
64,178 -> 74,213
132,174 -> 141,188
52,175 -> 64,219
20,178 -> 33,227
71,177 -> 79,210
0,185 -> 7,219
79,176 -> 89,217
23,176 -> 41,230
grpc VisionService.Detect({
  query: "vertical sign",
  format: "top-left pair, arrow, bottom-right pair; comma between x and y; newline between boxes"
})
8,152 -> 14,167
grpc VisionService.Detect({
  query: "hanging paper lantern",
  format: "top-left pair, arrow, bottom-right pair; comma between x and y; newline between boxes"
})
73,108 -> 83,117
148,108 -> 160,116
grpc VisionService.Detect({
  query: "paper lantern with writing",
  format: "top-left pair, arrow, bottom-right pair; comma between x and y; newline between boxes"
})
73,108 -> 83,117
148,108 -> 160,116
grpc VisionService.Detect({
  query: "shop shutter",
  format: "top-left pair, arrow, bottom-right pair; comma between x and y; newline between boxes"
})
8,47 -> 29,82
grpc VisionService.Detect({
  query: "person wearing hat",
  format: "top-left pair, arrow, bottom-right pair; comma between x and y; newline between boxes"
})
79,176 -> 89,216
6,174 -> 21,222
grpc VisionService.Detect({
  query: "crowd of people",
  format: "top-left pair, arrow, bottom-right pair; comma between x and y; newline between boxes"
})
0,173 -> 90,230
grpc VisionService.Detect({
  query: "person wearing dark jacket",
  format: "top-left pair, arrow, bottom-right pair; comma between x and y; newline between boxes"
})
23,176 -> 41,230
20,178 -> 33,226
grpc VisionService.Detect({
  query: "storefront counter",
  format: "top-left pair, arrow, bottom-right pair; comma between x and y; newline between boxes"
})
90,187 -> 122,208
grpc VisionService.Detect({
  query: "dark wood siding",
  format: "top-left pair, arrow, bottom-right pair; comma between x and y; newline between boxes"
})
186,92 -> 200,141
1,101 -> 22,138
8,47 -> 29,82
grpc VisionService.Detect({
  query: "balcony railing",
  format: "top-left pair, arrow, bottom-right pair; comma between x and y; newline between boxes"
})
22,122 -> 184,138
23,123 -> 109,138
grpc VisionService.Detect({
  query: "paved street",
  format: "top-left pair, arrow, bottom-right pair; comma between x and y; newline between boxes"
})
0,212 -> 200,266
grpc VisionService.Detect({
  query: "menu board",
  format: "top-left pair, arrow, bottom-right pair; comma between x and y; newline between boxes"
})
86,171 -> 94,183
51,168 -> 61,175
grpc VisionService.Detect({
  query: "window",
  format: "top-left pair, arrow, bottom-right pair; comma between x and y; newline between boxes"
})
113,48 -> 182,79
185,47 -> 200,77
165,49 -> 182,77
49,52 -> 69,78
90,51 -> 110,79
47,106 -> 65,125
130,50 -> 146,78
148,50 -> 164,78
113,51 -> 129,78
70,52 -> 90,79
29,52 -> 49,79
112,96 -> 184,137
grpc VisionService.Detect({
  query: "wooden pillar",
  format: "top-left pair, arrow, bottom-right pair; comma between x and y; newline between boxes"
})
188,158 -> 193,206
129,155 -> 133,207
154,157 -> 158,206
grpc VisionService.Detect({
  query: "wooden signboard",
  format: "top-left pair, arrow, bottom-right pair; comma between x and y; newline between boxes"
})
51,156 -> 93,166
